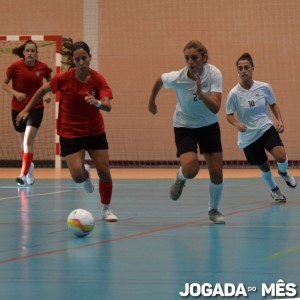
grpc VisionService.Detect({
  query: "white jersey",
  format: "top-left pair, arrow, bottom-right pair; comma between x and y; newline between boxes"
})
226,80 -> 276,149
161,64 -> 222,128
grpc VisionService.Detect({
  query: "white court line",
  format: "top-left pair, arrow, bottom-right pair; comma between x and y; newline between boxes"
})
0,190 -> 73,201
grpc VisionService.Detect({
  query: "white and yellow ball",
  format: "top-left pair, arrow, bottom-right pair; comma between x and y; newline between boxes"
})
67,209 -> 95,237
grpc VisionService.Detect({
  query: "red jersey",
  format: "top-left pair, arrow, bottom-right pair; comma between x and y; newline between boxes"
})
50,68 -> 113,138
6,59 -> 52,111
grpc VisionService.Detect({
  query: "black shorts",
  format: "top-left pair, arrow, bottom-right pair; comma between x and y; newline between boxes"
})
243,126 -> 284,165
174,122 -> 223,157
12,108 -> 44,132
60,132 -> 109,157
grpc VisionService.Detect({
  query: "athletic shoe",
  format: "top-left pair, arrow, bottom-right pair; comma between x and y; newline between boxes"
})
208,209 -> 226,224
26,162 -> 35,185
83,164 -> 94,193
100,208 -> 118,222
170,172 -> 186,200
271,186 -> 286,202
278,170 -> 297,188
16,175 -> 27,186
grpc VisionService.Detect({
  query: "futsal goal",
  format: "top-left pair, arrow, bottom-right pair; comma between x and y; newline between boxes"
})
0,35 -> 62,168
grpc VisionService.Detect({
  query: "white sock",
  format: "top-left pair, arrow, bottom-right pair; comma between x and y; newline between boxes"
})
178,166 -> 186,181
209,181 -> 223,210
261,170 -> 277,190
277,157 -> 288,174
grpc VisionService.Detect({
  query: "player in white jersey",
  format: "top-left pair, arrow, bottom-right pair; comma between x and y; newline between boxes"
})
226,53 -> 297,202
148,40 -> 225,224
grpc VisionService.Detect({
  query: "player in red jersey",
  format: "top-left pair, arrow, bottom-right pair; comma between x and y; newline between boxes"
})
2,40 -> 52,186
16,40 -> 118,222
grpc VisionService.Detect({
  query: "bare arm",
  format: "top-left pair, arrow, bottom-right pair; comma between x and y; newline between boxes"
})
226,113 -> 247,132
194,73 -> 221,113
2,77 -> 27,102
199,91 -> 222,113
148,76 -> 163,115
43,75 -> 52,103
16,82 -> 52,125
99,97 -> 112,112
269,103 -> 284,133
85,94 -> 112,112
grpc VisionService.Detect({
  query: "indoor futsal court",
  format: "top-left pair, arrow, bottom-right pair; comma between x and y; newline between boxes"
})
0,168 -> 299,300
1,0 -> 300,299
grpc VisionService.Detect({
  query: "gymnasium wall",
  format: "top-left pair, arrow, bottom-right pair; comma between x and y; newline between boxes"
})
1,0 -> 299,166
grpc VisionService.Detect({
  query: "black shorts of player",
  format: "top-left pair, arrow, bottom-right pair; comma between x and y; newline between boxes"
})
243,126 -> 284,166
11,108 -> 44,132
60,132 -> 109,157
174,122 -> 223,157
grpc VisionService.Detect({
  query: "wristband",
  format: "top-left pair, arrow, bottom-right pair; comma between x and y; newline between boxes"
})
95,100 -> 102,108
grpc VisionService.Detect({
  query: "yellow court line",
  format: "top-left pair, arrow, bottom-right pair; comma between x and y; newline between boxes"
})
265,245 -> 300,259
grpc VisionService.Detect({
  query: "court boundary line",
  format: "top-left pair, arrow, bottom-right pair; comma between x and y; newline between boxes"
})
0,198 -> 299,265
0,190 -> 73,201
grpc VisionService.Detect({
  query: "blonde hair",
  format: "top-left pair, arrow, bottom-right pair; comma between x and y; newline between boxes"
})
183,40 -> 208,63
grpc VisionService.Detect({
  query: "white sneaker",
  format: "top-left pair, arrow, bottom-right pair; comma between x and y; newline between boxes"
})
16,175 -> 27,186
83,164 -> 94,193
100,208 -> 118,222
278,170 -> 297,188
271,186 -> 286,203
208,209 -> 226,224
26,162 -> 35,185
170,172 -> 186,200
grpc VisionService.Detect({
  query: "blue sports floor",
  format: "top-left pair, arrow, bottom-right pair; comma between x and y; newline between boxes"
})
0,170 -> 299,300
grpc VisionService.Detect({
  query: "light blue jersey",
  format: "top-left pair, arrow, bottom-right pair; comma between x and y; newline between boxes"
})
161,64 -> 222,128
226,80 -> 276,149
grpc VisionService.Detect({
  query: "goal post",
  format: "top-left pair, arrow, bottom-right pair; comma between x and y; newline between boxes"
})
0,35 -> 62,168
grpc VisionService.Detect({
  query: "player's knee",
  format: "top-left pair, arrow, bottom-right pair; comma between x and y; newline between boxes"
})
73,176 -> 84,183
72,172 -> 87,183
97,171 -> 111,182
210,169 -> 223,184
184,165 -> 199,179
276,156 -> 287,163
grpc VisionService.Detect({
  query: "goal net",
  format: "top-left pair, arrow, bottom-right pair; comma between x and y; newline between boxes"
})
0,35 -> 62,168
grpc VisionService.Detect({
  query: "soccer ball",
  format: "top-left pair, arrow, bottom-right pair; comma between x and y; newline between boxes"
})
67,209 -> 95,237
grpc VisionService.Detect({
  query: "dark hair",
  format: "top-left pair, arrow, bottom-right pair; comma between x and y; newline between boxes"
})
61,39 -> 91,68
183,40 -> 208,63
236,53 -> 254,67
12,40 -> 38,58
